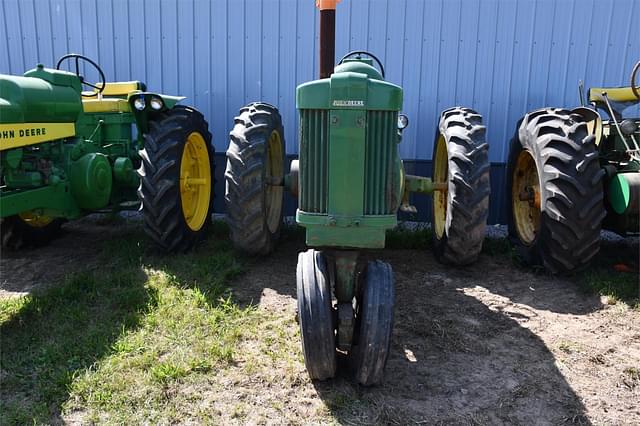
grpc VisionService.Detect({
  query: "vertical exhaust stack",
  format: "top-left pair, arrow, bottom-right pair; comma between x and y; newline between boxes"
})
317,0 -> 340,79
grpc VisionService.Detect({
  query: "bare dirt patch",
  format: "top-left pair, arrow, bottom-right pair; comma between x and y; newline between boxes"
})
229,236 -> 639,425
1,222 -> 638,424
0,216 -> 138,299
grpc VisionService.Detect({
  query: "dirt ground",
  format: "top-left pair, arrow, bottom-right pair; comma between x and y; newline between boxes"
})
1,218 -> 639,425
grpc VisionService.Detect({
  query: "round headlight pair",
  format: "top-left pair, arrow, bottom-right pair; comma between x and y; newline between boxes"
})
133,96 -> 164,111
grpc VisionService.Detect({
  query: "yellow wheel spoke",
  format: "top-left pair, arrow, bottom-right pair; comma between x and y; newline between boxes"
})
512,150 -> 541,245
19,211 -> 54,228
433,135 -> 448,240
179,131 -> 211,231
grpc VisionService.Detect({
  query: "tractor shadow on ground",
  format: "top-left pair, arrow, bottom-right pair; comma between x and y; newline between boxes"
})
0,222 -> 156,424
0,217 -> 240,424
311,249 -> 592,424
478,237 -> 639,314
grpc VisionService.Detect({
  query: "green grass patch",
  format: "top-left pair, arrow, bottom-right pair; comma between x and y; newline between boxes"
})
385,225 -> 432,249
0,222 -> 263,424
573,240 -> 640,307
578,269 -> 639,307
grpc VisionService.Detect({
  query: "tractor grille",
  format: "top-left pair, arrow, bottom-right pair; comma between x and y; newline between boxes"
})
298,109 -> 397,215
299,109 -> 329,213
364,110 -> 397,215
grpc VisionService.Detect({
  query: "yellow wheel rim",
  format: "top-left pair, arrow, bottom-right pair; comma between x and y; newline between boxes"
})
512,150 -> 541,245
433,135 -> 448,239
18,211 -> 54,228
180,132 -> 212,231
265,130 -> 284,233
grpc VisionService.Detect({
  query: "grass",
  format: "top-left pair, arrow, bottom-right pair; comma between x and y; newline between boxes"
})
0,222 -> 264,424
575,240 -> 639,308
1,218 -> 637,423
578,269 -> 639,307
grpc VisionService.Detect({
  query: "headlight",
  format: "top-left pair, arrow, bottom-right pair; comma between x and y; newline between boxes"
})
398,114 -> 409,130
133,97 -> 146,111
150,97 -> 164,111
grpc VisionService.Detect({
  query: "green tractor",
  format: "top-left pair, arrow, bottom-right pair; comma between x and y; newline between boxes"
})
225,1 -> 490,385
0,54 -> 214,251
507,60 -> 640,273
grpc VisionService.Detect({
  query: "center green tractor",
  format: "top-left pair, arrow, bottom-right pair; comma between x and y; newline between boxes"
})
0,54 -> 214,251
507,60 -> 640,273
224,1 -> 490,385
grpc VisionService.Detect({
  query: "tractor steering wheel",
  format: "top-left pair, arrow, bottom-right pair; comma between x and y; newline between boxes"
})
631,60 -> 640,100
338,51 -> 385,79
56,54 -> 106,97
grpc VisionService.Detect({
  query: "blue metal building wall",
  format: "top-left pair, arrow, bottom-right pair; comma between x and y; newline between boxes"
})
1,0 -> 639,222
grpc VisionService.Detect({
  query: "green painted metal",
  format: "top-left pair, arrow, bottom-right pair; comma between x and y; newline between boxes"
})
334,61 -> 382,80
609,173 -> 630,214
0,66 -> 82,123
328,108 -> 366,217
404,174 -> 443,194
69,153 -> 113,209
295,61 -> 403,248
0,61 -> 186,222
332,250 -> 359,302
0,184 -> 80,218
304,224 -> 387,249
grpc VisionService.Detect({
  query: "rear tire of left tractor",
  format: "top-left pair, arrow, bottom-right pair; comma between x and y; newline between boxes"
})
431,107 -> 490,265
138,106 -> 214,252
1,215 -> 64,250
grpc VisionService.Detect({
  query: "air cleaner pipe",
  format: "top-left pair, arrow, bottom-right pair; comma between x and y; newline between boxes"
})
317,0 -> 340,79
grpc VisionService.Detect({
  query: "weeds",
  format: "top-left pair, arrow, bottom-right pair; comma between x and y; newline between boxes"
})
0,223 -> 258,424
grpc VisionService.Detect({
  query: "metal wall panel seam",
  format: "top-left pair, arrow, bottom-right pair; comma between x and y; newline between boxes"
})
601,1 -> 614,84
541,0 -> 557,107
1,1 -> 12,72
17,0 -> 25,72
499,0 -> 518,165
411,0 -> 426,161
620,0 -> 634,82
558,0 -> 575,107
47,0 -> 55,67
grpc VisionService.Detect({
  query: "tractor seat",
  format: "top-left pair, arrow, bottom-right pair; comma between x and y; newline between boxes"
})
588,86 -> 639,104
81,81 -> 145,113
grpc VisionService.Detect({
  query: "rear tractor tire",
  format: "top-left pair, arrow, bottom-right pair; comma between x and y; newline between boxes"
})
431,107 -> 490,265
137,106 -> 214,252
1,214 -> 64,250
225,103 -> 285,255
507,108 -> 605,273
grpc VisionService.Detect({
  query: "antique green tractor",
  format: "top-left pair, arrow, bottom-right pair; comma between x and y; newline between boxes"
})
507,60 -> 640,273
225,1 -> 490,384
0,54 -> 214,251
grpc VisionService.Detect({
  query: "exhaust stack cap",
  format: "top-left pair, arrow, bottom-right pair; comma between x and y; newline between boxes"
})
316,0 -> 340,10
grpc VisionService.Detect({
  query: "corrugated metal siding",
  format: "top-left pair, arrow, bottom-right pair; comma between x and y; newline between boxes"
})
1,0 -> 639,162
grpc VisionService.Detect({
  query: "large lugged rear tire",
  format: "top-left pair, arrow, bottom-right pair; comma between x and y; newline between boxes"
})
431,107 -> 490,265
225,103 -> 285,255
1,214 -> 64,250
137,106 -> 214,252
507,108 -> 605,273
